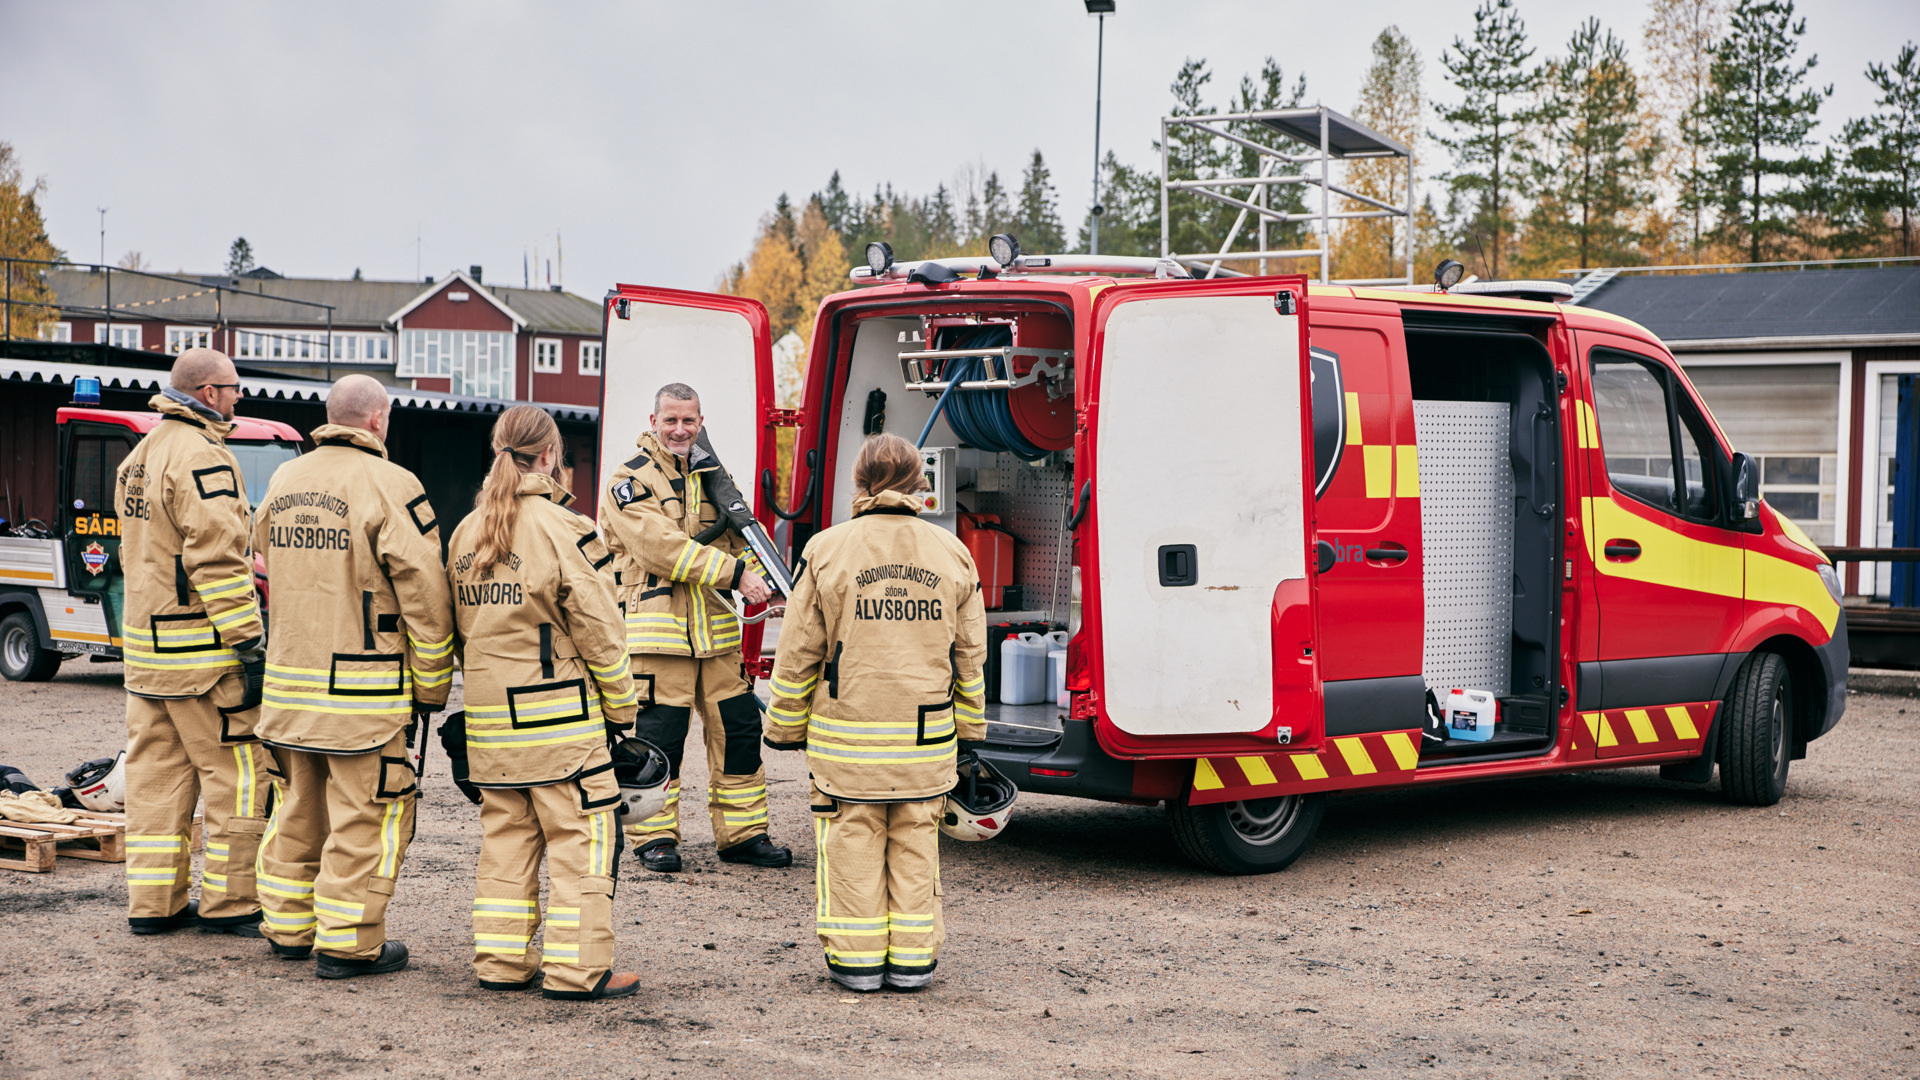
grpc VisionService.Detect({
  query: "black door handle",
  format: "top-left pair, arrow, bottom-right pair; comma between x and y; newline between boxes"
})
1316,540 -> 1336,574
1364,547 -> 1409,562
1603,540 -> 1642,561
1158,544 -> 1198,587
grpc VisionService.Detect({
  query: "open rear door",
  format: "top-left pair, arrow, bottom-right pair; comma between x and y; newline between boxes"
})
599,285 -> 775,655
1086,279 -> 1317,753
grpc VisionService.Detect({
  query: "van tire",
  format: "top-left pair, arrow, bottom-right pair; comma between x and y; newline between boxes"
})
1,611 -> 63,682
1167,792 -> 1324,875
1720,651 -> 1790,806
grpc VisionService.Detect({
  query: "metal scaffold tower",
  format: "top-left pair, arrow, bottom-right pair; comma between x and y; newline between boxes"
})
1160,105 -> 1414,285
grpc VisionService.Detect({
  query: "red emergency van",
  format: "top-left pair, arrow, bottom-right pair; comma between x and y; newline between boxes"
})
596,250 -> 1845,874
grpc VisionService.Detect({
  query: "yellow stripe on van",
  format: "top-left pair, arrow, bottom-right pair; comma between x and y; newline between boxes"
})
1585,497 -> 1743,598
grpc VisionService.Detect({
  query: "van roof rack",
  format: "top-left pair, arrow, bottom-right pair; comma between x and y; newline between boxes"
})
1396,279 -> 1574,303
849,254 -> 1205,285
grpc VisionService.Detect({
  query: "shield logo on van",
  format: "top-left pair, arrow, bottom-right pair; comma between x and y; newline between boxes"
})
1310,347 -> 1344,496
82,541 -> 109,575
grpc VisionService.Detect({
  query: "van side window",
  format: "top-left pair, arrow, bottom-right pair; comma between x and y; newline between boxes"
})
1590,352 -> 1720,524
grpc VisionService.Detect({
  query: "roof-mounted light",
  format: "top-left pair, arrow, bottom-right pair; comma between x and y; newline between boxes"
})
866,241 -> 894,275
72,375 -> 101,406
1434,259 -> 1466,292
988,233 -> 1021,268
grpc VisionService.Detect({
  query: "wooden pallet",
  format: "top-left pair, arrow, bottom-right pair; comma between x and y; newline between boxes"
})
0,811 -> 201,873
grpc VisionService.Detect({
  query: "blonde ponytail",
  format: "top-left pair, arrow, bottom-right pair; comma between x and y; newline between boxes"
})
472,404 -> 560,573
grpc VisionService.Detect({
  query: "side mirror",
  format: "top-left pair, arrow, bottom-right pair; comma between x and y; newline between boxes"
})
1731,451 -> 1761,522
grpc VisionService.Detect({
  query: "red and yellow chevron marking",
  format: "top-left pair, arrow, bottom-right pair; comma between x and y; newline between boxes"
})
1572,700 -> 1716,760
1187,730 -> 1422,806
1320,391 -> 1419,502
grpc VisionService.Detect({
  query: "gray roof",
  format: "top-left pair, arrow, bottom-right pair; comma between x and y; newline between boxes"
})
1578,266 -> 1920,343
46,268 -> 601,334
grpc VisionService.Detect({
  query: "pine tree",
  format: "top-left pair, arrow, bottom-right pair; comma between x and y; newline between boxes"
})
1231,58 -> 1313,266
1837,42 -> 1920,256
1159,59 -> 1237,257
1074,151 -> 1162,257
1433,0 -> 1542,279
1702,0 -> 1830,262
1643,0 -> 1729,254
1014,150 -> 1065,253
926,183 -> 960,254
980,172 -> 1013,242
1525,19 -> 1658,272
226,237 -> 255,275
1338,29 -> 1424,280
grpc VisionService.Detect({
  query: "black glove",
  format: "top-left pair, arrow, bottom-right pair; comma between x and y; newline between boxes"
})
233,637 -> 266,711
437,712 -> 482,805
764,735 -> 806,752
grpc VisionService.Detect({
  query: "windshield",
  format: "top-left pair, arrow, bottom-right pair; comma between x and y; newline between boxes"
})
228,441 -> 302,507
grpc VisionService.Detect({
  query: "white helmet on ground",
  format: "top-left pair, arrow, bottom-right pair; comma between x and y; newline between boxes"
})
940,751 -> 1018,841
609,736 -> 672,822
66,751 -> 126,813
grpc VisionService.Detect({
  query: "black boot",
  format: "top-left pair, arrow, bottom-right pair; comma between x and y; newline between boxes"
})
717,835 -> 792,868
640,841 -> 682,873
201,913 -> 265,938
316,940 -> 409,980
130,900 -> 199,935
271,942 -> 313,960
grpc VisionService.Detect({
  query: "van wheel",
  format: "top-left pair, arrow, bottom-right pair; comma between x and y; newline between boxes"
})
1720,652 -> 1791,806
1,612 -> 63,682
1167,792 -> 1324,874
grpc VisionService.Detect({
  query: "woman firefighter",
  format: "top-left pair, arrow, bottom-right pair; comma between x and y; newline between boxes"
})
764,432 -> 1000,992
444,405 -> 644,1000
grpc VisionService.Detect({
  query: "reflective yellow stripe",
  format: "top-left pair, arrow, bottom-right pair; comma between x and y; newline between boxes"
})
377,797 -> 402,878
233,744 -> 255,819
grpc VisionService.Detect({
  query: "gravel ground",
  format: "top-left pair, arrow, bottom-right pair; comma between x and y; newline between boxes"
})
1,662 -> 1915,1079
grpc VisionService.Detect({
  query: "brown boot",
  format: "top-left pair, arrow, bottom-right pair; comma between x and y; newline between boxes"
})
542,970 -> 640,1001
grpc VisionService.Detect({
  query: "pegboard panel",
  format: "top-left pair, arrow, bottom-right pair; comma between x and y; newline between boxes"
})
972,454 -> 1074,625
1413,400 -> 1513,694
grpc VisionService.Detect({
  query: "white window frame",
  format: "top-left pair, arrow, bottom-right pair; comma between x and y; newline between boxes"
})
533,337 -> 562,374
578,340 -> 602,376
43,321 -> 72,343
165,326 -> 213,355
95,322 -> 145,349
398,328 -> 514,400
323,332 -> 393,365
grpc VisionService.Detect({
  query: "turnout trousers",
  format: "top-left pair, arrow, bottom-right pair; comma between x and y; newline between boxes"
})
812,787 -> 944,988
124,677 -> 273,929
625,652 -> 768,851
472,781 -> 623,996
256,731 -> 417,959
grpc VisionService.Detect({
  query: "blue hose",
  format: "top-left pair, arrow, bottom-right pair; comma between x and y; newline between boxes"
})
916,377 -> 961,449
926,327 -> 1048,461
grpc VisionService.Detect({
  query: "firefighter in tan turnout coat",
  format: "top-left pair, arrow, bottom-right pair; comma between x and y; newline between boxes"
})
114,348 -> 275,936
598,383 -> 791,872
765,433 -> 987,992
447,405 -> 643,1000
252,375 -> 454,978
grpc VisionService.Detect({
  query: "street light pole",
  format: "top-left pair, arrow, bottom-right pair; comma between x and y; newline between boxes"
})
1086,1 -> 1114,255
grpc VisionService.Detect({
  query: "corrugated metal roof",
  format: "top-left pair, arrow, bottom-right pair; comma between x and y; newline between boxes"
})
1578,267 -> 1920,342
0,357 -> 598,422
46,268 -> 602,333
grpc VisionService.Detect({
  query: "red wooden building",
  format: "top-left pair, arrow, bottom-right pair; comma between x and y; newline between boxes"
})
44,265 -> 605,408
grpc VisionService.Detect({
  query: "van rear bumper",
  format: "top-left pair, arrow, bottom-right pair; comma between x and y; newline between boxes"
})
977,719 -> 1166,804
1813,611 -> 1848,741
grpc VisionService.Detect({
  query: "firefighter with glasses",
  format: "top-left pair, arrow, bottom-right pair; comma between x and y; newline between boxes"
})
598,383 -> 791,872
446,405 -> 643,1000
251,375 -> 454,978
114,348 -> 275,937
764,433 -> 988,991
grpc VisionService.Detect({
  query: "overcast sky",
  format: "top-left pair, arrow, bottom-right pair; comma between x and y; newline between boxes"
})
2,1 -> 1909,297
